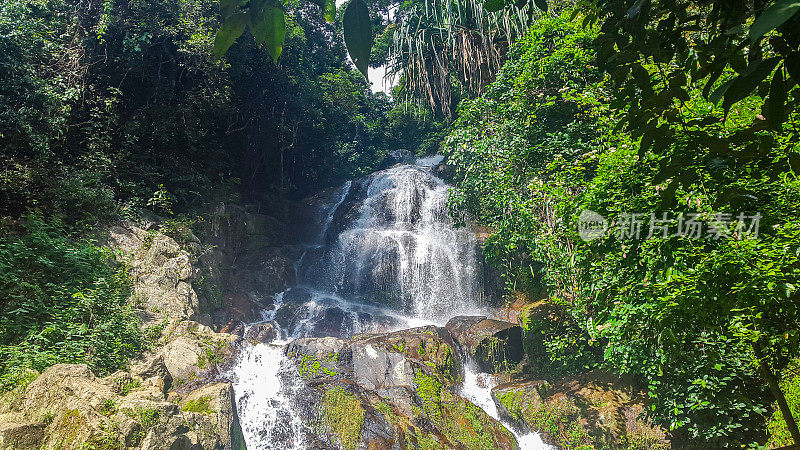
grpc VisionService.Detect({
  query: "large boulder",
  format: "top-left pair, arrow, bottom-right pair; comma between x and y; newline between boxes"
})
0,358 -> 244,450
446,316 -> 525,372
491,371 -> 670,449
283,325 -> 519,450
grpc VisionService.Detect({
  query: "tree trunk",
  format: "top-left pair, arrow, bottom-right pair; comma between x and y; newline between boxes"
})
755,343 -> 800,445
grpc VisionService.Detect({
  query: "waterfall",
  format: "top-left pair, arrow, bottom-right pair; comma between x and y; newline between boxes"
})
307,162 -> 481,321
230,157 -> 547,449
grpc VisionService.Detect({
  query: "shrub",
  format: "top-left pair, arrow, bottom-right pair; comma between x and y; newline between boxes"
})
0,212 -> 145,390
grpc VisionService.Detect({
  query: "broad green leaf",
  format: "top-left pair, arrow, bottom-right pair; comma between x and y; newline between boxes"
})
213,12 -> 247,59
749,0 -> 800,43
533,0 -> 547,12
250,5 -> 286,62
343,0 -> 372,79
484,0 -> 505,13
314,0 -> 336,22
767,65 -> 787,130
722,57 -> 780,113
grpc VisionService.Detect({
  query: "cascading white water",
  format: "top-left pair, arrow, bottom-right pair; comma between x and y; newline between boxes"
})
461,363 -> 553,449
313,163 -> 481,321
230,157 -> 548,449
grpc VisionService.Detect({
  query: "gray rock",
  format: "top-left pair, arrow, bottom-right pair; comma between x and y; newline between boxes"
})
352,344 -> 414,390
446,316 -> 524,372
244,322 -> 278,344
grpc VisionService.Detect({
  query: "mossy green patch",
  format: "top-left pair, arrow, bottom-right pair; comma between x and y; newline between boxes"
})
414,370 -> 444,424
122,406 -> 161,428
116,377 -> 141,396
414,370 -> 516,449
196,344 -> 226,369
321,386 -> 365,450
182,395 -> 213,414
298,353 -> 338,378
54,408 -> 88,447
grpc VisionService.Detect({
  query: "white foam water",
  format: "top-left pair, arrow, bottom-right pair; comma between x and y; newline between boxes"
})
232,341 -> 306,450
460,363 -> 553,450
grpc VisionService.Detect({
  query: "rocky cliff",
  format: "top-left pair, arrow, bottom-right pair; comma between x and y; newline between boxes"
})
0,220 -> 250,449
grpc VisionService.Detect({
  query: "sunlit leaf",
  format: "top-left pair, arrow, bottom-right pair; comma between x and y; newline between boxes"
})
250,5 -> 286,62
213,12 -> 247,59
343,0 -> 372,79
749,0 -> 800,43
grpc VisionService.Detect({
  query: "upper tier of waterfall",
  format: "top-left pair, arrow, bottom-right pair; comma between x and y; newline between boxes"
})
300,162 -> 479,322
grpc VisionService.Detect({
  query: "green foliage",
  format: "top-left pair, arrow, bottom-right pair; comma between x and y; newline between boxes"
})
0,213 -> 145,390
387,0 -> 532,117
446,11 -> 800,446
1,0 -> 392,229
321,386 -> 365,450
520,305 -> 600,378
182,396 -> 214,414
525,399 -> 592,450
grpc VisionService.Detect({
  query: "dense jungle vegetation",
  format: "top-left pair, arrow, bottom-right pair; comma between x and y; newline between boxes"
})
444,4 -> 800,449
0,0 -> 427,391
2,0 -> 800,447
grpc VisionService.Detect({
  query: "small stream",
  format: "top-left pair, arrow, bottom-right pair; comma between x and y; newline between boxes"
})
230,156 -> 551,449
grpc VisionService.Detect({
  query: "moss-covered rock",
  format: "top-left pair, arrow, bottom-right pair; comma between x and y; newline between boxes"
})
284,323 -> 520,449
492,371 -> 670,449
0,357 -> 244,449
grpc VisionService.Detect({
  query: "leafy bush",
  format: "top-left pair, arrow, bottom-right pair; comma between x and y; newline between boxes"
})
446,12 -> 800,447
0,213 -> 145,390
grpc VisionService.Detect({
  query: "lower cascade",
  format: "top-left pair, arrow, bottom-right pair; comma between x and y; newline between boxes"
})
229,157 -> 551,449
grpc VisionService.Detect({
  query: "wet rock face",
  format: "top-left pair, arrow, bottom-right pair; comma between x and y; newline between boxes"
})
282,325 -> 519,450
446,316 -> 525,373
243,322 -> 278,344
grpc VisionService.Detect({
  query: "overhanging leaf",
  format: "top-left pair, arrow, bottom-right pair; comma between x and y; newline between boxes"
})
484,0 -> 505,13
213,12 -> 247,59
343,0 -> 372,79
721,57 -> 780,113
250,5 -> 286,62
749,0 -> 800,43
